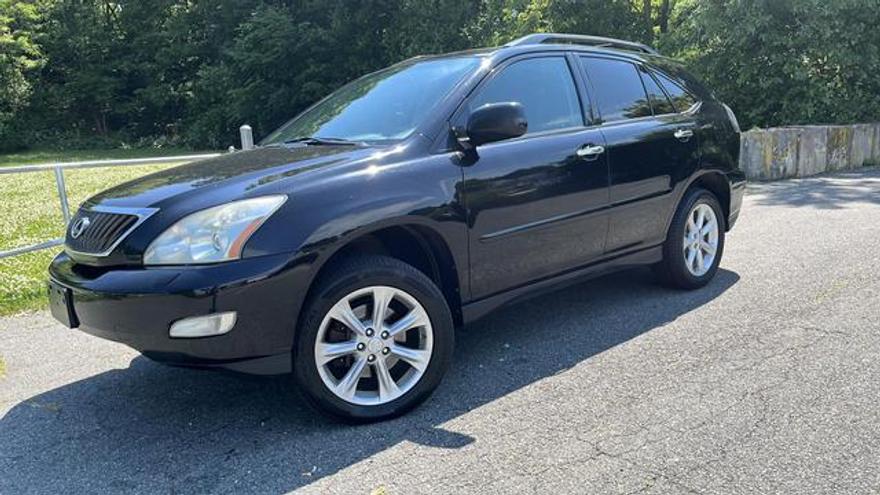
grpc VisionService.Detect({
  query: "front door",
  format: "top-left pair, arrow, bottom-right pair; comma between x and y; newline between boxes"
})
459,55 -> 610,299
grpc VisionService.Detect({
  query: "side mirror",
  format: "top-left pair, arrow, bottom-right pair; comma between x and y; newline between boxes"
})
464,102 -> 528,148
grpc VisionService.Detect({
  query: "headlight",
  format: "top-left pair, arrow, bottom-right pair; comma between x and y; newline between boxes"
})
143,195 -> 287,265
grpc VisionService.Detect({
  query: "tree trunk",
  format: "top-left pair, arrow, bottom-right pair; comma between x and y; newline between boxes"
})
660,0 -> 671,33
642,0 -> 653,44
93,113 -> 108,136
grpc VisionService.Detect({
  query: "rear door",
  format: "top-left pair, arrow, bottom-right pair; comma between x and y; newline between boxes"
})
458,54 -> 610,299
578,56 -> 700,252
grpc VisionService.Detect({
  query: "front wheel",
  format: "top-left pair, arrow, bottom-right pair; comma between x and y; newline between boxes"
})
293,255 -> 454,422
655,187 -> 726,289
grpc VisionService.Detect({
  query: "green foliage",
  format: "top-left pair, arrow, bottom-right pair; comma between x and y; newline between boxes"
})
0,0 -> 878,151
184,0 -> 478,146
466,0 -> 644,46
0,0 -> 44,148
660,0 -> 880,129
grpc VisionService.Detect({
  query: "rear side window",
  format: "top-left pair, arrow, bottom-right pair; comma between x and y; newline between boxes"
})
653,70 -> 698,112
580,57 -> 652,122
469,57 -> 583,134
639,67 -> 676,115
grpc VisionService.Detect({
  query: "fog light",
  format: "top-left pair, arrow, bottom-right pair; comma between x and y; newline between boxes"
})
169,312 -> 237,338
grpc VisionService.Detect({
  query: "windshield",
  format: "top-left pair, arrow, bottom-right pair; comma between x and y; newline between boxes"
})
261,57 -> 481,145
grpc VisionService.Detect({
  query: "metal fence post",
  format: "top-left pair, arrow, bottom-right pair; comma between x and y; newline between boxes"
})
240,125 -> 254,150
53,165 -> 71,224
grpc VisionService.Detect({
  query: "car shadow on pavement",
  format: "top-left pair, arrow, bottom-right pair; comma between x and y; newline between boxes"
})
0,267 -> 738,493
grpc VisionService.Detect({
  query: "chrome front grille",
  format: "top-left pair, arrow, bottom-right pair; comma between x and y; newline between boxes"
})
64,206 -> 156,256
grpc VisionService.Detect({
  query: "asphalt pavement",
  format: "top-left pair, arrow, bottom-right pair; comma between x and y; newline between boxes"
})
2,169 -> 879,494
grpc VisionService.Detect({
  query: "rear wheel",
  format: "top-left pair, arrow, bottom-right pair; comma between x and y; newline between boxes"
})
293,255 -> 454,422
655,187 -> 725,289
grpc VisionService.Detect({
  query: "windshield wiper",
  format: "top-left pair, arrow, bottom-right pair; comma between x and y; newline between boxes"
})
283,136 -> 360,146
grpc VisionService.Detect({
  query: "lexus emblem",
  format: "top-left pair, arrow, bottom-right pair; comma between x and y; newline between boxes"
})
70,216 -> 91,239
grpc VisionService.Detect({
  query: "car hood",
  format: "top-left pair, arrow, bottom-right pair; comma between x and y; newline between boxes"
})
85,144 -> 380,209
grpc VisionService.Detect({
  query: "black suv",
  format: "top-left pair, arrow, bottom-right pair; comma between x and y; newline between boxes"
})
49,34 -> 745,421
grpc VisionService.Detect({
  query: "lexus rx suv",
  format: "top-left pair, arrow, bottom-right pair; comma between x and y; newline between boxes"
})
48,34 -> 745,422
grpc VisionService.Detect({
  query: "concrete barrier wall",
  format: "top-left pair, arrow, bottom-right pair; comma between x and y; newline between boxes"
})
740,124 -> 880,181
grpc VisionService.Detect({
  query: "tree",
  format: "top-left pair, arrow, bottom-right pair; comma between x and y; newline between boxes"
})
184,0 -> 477,147
660,0 -> 880,129
2,0 -> 880,151
0,0 -> 44,148
465,0 -> 644,46
22,0 -> 124,142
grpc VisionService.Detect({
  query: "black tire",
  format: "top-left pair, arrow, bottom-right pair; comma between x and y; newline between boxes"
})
654,187 -> 726,290
292,255 -> 454,423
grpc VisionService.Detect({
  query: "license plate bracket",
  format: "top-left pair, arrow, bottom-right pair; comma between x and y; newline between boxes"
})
48,280 -> 78,328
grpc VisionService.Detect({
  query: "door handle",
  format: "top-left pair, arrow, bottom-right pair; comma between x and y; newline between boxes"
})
576,144 -> 605,160
674,129 -> 694,141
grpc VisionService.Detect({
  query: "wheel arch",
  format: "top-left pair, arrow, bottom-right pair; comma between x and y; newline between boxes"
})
668,169 -> 732,235
300,220 -> 465,332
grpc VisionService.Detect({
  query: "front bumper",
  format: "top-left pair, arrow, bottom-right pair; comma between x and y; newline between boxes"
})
48,251 -> 311,375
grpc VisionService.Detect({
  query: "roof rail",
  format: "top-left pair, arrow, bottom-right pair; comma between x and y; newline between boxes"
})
505,33 -> 659,55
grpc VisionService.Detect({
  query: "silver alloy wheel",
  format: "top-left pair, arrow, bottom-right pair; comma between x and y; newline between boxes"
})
314,286 -> 433,406
683,202 -> 719,277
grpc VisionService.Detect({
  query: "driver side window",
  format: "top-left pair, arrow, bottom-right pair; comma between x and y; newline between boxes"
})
468,57 -> 583,135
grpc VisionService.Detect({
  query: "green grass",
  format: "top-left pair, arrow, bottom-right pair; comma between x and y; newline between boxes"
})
0,149 -> 213,316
